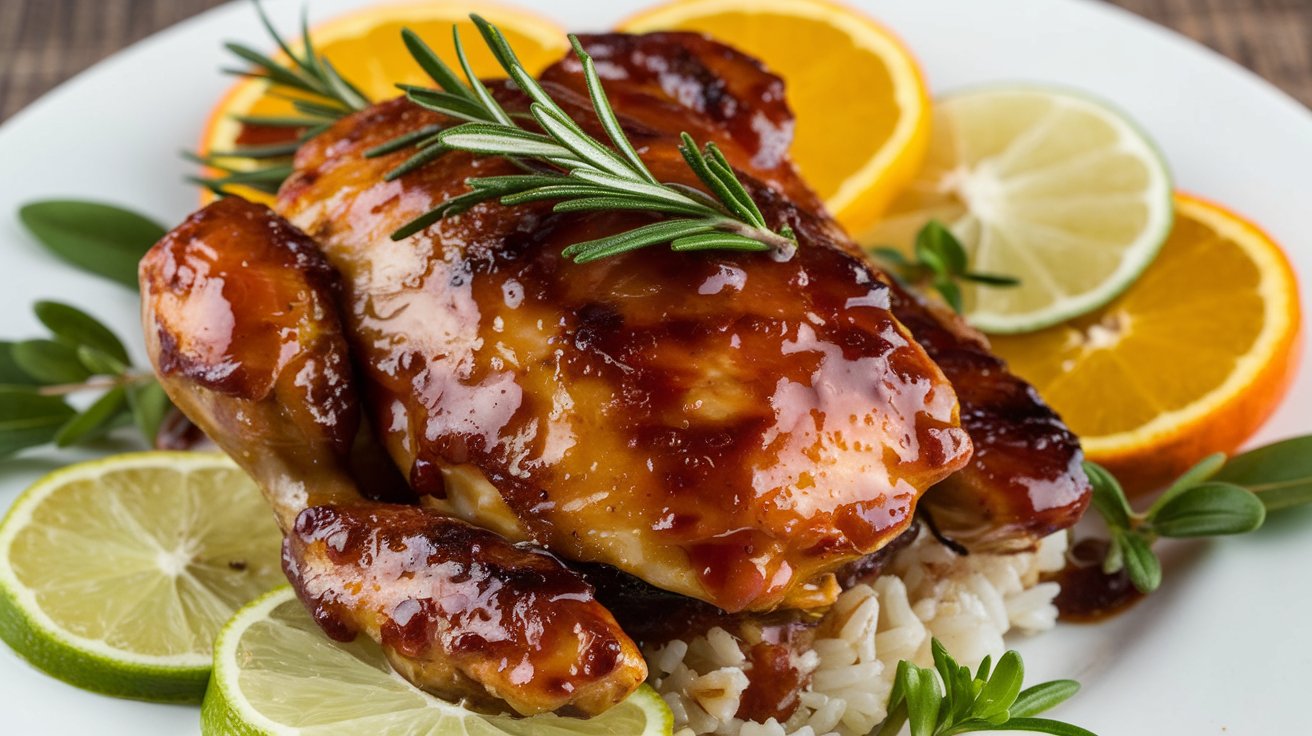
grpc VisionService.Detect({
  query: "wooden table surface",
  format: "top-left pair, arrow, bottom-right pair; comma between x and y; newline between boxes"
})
1,0 -> 1309,121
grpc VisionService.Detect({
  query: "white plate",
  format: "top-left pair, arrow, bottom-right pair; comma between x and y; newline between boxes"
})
1,0 -> 1309,733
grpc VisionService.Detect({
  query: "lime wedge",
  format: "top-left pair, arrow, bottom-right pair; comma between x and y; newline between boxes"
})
864,85 -> 1173,333
0,451 -> 284,702
204,586 -> 673,736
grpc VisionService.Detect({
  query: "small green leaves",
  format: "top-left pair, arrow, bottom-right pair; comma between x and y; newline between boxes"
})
878,638 -> 1092,736
378,15 -> 796,261
34,300 -> 130,365
1214,435 -> 1312,512
0,390 -> 76,458
18,200 -> 165,289
0,302 -> 169,461
1149,482 -> 1266,537
872,221 -> 1019,312
1084,439 -> 1312,595
11,340 -> 92,385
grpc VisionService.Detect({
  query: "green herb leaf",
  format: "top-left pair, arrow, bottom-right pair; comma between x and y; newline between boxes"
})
899,659 -> 943,736
1213,435 -> 1312,512
18,201 -> 164,289
0,389 -> 76,457
1085,461 -> 1133,530
1148,482 -> 1266,537
127,380 -> 171,447
33,301 -> 131,365
1119,531 -> 1162,593
1009,680 -> 1081,718
76,347 -> 127,377
959,717 -> 1097,736
0,342 -> 40,386
917,220 -> 968,274
53,387 -> 129,447
972,650 -> 1024,723
11,339 -> 92,384
1147,452 -> 1227,518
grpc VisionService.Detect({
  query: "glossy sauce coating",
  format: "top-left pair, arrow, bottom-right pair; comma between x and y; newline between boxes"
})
140,197 -> 362,529
284,503 -> 646,716
278,34 -> 973,613
884,288 -> 1091,551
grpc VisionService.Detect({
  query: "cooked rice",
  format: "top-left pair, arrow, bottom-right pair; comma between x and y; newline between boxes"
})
649,529 -> 1069,736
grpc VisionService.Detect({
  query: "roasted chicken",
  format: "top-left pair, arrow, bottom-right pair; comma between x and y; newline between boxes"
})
140,31 -> 1089,718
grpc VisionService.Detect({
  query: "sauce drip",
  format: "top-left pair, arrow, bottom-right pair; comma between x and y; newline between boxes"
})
1048,538 -> 1144,622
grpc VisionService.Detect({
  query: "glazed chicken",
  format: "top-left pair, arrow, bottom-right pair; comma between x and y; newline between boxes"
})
140,32 -> 1089,718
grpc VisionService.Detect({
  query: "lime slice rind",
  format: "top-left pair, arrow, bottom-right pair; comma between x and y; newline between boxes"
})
0,452 -> 284,703
205,586 -> 673,736
868,83 -> 1174,334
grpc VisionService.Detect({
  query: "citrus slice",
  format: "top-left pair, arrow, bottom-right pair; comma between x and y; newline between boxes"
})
864,85 -> 1174,333
617,0 -> 931,237
200,2 -> 568,205
203,586 -> 673,736
0,452 -> 284,702
991,193 -> 1302,492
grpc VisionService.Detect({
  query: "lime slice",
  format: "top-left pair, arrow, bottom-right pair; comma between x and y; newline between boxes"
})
864,85 -> 1173,333
204,586 -> 673,736
0,451 -> 284,702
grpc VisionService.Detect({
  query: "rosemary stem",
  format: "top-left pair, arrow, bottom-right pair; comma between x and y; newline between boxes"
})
37,373 -> 154,397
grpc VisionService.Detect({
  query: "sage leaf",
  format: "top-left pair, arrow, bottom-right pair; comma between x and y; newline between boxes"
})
54,387 -> 128,447
1119,531 -> 1162,593
18,200 -> 164,289
127,380 -> 171,446
0,390 -> 76,457
34,301 -> 131,365
0,342 -> 39,386
1009,680 -> 1081,718
1214,435 -> 1312,512
11,339 -> 92,384
1149,482 -> 1266,537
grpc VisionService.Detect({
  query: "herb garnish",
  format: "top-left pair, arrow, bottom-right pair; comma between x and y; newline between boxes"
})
1086,435 -> 1312,593
871,220 -> 1019,313
190,2 -> 370,196
877,639 -> 1093,736
1,302 -> 166,457
373,16 -> 797,262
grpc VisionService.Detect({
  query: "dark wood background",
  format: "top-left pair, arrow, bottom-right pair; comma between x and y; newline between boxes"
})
1,0 -> 1309,121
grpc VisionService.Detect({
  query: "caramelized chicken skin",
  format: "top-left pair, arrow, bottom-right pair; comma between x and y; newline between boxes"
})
141,30 -> 1091,719
277,38 -> 973,615
139,197 -> 645,716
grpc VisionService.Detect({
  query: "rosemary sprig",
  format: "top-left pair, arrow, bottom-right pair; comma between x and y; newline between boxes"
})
190,2 -> 370,196
373,16 -> 797,262
872,220 -> 1019,313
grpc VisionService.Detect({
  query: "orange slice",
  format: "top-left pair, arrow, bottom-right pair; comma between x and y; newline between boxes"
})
991,193 -> 1302,493
617,0 -> 931,237
198,2 -> 568,205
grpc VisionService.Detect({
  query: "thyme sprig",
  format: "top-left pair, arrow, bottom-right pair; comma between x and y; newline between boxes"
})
373,16 -> 797,262
872,221 -> 1019,313
1083,435 -> 1312,594
190,2 -> 370,196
